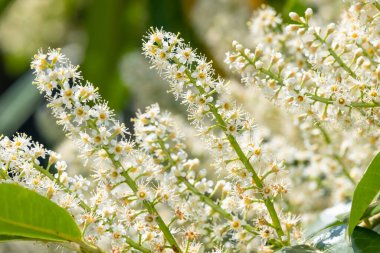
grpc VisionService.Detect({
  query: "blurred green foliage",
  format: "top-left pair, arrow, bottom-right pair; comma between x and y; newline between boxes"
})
268,0 -> 307,22
81,0 -> 132,111
0,0 -> 301,138
0,73 -> 38,136
0,0 -> 11,15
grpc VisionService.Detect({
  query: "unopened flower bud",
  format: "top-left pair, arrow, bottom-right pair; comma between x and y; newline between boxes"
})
305,8 -> 313,21
289,12 -> 301,22
271,53 -> 282,64
255,44 -> 263,57
302,72 -> 312,83
232,40 -> 243,51
332,42 -> 339,51
356,56 -> 365,66
326,23 -> 336,35
354,48 -> 363,58
48,152 -> 60,165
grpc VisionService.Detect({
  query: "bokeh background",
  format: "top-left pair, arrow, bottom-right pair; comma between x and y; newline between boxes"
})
0,0 -> 342,149
0,0 -> 344,252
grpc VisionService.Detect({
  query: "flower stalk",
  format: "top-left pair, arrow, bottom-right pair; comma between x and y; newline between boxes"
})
143,29 -> 294,246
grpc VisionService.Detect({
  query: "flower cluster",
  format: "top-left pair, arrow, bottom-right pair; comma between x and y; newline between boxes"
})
0,133 -> 87,214
134,104 -> 298,251
30,48 -> 274,252
224,2 -> 380,217
135,104 -> 236,250
31,49 -> 186,252
2,1 -> 379,253
226,2 -> 380,128
143,28 -> 302,249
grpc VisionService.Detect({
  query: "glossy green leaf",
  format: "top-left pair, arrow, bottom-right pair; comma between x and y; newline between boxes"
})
349,152 -> 380,235
0,235 -> 33,241
360,201 -> 380,221
351,227 -> 380,253
0,183 -> 81,242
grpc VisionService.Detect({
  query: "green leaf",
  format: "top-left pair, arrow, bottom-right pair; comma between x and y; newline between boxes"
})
0,235 -> 33,241
277,245 -> 319,252
0,183 -> 81,243
351,227 -> 380,253
349,152 -> 380,235
360,201 -> 380,220
0,0 -> 12,15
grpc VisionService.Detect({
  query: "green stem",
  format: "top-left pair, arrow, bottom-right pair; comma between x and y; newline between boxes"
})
181,68 -> 285,241
333,154 -> 355,184
315,122 -> 356,184
185,239 -> 190,253
156,139 -> 259,235
0,169 -> 10,180
33,164 -> 91,212
374,2 -> 380,11
350,101 -> 380,108
180,177 -> 259,235
313,33 -> 357,79
204,101 -> 284,237
178,177 -> 230,219
112,159 -> 181,253
124,236 -> 151,253
76,240 -> 104,253
166,45 -> 283,242
314,121 -> 331,144
357,43 -> 378,66
243,53 -> 380,109
87,121 -> 177,252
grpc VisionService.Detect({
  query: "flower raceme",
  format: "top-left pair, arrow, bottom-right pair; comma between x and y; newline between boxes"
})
134,104 -> 287,251
28,46 -> 300,251
31,49 -> 187,252
31,48 -> 291,252
2,1 -> 379,253
0,133 -> 87,213
143,28 -> 301,247
31,50 -> 132,158
225,4 -> 380,128
223,4 -> 380,212
223,2 -> 380,207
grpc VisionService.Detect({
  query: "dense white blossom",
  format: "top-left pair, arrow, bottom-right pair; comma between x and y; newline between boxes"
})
142,28 -> 301,248
1,1 -> 378,252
